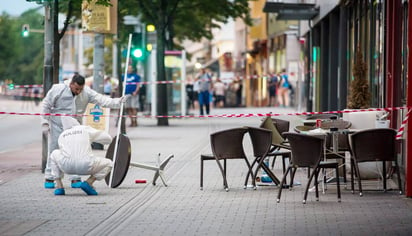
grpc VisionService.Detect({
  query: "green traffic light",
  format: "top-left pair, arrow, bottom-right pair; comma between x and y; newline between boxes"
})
132,48 -> 143,58
22,24 -> 30,37
8,84 -> 14,90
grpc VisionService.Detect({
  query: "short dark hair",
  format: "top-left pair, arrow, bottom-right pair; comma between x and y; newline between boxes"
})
71,74 -> 85,86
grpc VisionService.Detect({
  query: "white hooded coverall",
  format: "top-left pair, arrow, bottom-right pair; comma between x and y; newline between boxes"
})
41,83 -> 122,180
49,120 -> 113,181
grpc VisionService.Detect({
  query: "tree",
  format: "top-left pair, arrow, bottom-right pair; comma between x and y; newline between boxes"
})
347,46 -> 371,109
0,10 -> 43,87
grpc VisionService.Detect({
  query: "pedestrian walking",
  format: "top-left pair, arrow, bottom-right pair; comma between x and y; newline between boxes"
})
196,68 -> 212,115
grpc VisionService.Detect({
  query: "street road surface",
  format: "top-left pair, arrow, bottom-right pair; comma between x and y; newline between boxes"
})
0,97 -> 41,153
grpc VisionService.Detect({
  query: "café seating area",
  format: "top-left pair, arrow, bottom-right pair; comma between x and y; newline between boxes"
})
200,114 -> 403,203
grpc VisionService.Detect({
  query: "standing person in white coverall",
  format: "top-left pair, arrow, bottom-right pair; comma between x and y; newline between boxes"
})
41,74 -> 126,189
50,117 -> 112,195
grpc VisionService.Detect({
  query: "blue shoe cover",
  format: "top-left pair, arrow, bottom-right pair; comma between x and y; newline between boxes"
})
44,181 -> 55,189
71,181 -> 82,188
80,181 -> 98,195
54,188 -> 65,195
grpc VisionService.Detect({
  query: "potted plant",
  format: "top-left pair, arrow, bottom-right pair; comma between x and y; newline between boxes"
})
345,46 -> 388,179
347,46 -> 371,109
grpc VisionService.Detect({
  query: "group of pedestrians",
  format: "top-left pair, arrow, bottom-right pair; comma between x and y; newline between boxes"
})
268,69 -> 293,107
186,69 -> 243,115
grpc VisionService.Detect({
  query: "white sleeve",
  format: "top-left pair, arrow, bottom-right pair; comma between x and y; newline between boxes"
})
85,87 -> 122,109
40,85 -> 61,126
84,126 -> 112,144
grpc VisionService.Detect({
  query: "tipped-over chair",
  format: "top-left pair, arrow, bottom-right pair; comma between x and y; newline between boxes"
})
277,132 -> 341,204
246,126 -> 280,189
259,117 -> 291,175
349,128 -> 402,196
200,127 -> 253,191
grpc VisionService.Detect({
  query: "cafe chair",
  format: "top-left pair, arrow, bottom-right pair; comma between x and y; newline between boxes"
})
324,132 -> 350,183
200,127 -> 253,191
245,126 -> 280,189
271,118 -> 290,139
277,132 -> 341,204
259,117 -> 291,176
349,128 -> 402,196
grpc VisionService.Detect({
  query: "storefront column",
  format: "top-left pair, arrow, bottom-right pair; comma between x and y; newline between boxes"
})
405,0 -> 412,197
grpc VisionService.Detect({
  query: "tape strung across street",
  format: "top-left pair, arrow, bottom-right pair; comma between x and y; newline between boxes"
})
0,106 -> 410,139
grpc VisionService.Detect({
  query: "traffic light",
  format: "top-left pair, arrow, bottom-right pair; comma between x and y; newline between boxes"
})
132,48 -> 143,59
8,83 -> 14,90
22,24 -> 30,37
131,32 -> 146,60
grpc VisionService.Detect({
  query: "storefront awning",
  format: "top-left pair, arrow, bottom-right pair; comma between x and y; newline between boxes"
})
263,1 -> 319,20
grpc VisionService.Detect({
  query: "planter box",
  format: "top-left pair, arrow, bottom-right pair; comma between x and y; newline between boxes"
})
343,109 -> 390,179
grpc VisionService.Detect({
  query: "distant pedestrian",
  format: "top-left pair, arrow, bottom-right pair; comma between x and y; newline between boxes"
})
233,77 -> 242,107
268,73 -> 279,107
123,65 -> 141,127
104,76 -> 112,96
185,77 -> 195,110
196,68 -> 212,115
213,78 -> 226,108
277,69 -> 290,107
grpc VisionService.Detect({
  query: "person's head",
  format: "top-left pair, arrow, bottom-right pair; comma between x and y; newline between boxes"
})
70,74 -> 85,95
127,65 -> 134,73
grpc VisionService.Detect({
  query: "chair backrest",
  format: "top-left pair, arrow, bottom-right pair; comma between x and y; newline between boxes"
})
260,117 -> 285,145
271,118 -> 290,138
247,126 -> 272,158
349,128 -> 397,162
284,132 -> 324,168
210,127 -> 248,160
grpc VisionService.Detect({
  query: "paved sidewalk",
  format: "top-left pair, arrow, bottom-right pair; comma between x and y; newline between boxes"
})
1,105 -> 412,235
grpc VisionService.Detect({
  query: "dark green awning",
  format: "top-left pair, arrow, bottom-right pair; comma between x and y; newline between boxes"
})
263,1 -> 319,20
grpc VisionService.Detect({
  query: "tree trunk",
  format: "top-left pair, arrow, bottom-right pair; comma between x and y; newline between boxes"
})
156,14 -> 169,126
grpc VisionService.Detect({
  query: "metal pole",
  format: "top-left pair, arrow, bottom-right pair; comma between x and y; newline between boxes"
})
42,1 -> 54,173
181,50 -> 187,115
93,33 -> 105,92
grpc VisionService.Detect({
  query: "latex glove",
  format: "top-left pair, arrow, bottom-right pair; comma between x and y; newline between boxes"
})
42,123 -> 50,133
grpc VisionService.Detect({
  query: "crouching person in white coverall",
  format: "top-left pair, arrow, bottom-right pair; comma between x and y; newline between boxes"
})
50,117 -> 113,196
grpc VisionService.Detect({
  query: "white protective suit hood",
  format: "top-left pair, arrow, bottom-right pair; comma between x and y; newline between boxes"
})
61,116 -> 81,130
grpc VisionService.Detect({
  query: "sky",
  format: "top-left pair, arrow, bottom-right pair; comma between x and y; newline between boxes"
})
0,0 -> 39,16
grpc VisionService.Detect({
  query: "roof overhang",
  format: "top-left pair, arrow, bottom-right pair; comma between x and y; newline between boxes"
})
263,1 -> 319,20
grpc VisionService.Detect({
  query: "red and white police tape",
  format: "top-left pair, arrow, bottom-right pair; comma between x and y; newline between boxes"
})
0,106 -> 410,139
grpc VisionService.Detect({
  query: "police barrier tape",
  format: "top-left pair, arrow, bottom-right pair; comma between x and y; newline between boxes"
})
10,74 -> 283,88
0,106 -> 410,139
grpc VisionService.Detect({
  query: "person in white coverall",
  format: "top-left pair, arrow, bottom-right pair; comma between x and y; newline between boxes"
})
41,74 -> 126,189
50,117 -> 112,195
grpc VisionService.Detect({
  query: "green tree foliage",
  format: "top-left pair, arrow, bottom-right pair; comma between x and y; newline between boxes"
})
0,10 -> 43,86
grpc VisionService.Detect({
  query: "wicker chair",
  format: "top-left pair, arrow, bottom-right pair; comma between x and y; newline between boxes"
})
200,127 -> 252,191
349,128 -> 402,196
277,132 -> 341,204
